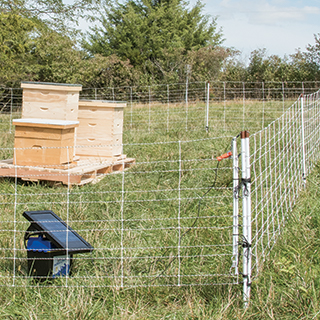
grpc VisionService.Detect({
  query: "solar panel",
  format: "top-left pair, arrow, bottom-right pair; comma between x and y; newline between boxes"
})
23,210 -> 94,254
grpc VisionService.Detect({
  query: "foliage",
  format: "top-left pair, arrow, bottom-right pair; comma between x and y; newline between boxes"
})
84,0 -> 226,83
0,0 -> 101,30
220,42 -> 320,84
0,12 -> 38,86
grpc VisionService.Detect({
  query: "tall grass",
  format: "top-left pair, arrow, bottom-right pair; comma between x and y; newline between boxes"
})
0,99 -> 318,318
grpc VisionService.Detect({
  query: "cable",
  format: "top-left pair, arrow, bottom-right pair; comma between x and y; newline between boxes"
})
148,160 -> 221,284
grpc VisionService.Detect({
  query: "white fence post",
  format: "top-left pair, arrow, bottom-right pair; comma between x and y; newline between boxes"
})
9,88 -> 13,134
206,82 -> 210,132
232,136 -> 239,276
130,87 -> 133,129
167,84 -> 170,131
301,95 -> 307,185
148,86 -> 151,132
241,130 -> 252,307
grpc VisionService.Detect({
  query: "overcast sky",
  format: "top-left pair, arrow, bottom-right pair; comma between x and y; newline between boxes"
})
189,0 -> 320,59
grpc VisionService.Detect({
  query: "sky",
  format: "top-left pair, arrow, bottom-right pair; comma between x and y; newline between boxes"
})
188,0 -> 320,60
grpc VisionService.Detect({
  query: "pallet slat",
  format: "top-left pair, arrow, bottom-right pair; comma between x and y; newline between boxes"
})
0,157 -> 135,186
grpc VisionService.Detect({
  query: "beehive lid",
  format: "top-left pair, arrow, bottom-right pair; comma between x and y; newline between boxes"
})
13,118 -> 79,129
21,81 -> 82,92
79,100 -> 126,108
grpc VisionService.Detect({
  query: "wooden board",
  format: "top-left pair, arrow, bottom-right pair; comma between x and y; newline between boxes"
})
0,157 -> 135,186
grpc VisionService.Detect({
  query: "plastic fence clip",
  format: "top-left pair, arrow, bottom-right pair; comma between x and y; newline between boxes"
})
217,151 -> 232,161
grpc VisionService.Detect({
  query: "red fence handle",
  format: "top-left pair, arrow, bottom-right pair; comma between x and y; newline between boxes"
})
217,151 -> 232,161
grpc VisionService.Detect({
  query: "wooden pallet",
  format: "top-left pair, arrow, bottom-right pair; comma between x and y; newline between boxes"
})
0,156 -> 135,186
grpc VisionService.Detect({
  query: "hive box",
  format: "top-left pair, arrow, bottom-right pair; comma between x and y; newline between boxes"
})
76,100 -> 126,158
13,119 -> 79,167
21,82 -> 82,121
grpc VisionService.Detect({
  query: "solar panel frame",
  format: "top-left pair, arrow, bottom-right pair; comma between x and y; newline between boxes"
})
23,210 -> 94,254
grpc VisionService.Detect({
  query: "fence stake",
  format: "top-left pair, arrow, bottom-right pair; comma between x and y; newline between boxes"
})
241,130 -> 251,307
282,81 -> 285,113
9,88 -> 13,134
262,82 -> 265,129
301,95 -> 307,185
130,87 -> 133,129
242,82 -> 246,129
232,137 -> 239,276
224,82 -> 226,131
206,82 -> 210,132
185,66 -> 190,131
148,86 -> 151,132
178,140 -> 182,286
167,84 -> 170,131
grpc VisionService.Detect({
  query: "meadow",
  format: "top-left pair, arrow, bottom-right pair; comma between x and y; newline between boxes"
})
0,98 -> 318,319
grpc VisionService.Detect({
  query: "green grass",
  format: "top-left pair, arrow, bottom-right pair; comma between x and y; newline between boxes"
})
0,99 -> 318,319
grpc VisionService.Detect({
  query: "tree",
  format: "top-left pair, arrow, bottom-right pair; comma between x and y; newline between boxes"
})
84,0 -> 224,82
0,0 -> 101,31
291,34 -> 320,81
0,12 -> 38,86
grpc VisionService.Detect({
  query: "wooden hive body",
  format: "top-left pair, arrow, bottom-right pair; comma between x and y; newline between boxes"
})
21,82 -> 82,121
76,100 -> 126,159
13,119 -> 79,167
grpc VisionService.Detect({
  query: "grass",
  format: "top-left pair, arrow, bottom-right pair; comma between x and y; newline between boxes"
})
0,99 -> 318,318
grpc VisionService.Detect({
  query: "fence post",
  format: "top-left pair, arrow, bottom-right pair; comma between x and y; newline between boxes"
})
301,95 -> 307,185
185,65 -> 190,131
148,86 -> 151,132
242,82 -> 246,129
262,82 -> 265,129
130,87 -> 133,129
232,137 -> 239,276
9,88 -> 13,134
206,82 -> 210,132
167,84 -> 170,131
241,130 -> 251,307
223,81 -> 226,131
282,81 -> 285,113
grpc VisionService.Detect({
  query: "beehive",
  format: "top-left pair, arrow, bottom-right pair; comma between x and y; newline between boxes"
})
21,82 -> 82,121
76,100 -> 126,158
13,119 -> 79,167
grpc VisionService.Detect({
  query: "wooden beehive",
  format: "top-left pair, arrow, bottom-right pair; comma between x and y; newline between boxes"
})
76,100 -> 126,159
21,82 -> 82,121
13,119 -> 79,167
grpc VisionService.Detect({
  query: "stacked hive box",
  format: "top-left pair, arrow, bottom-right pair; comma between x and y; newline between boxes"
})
76,100 -> 126,159
21,82 -> 82,120
13,82 -> 127,168
13,119 -> 79,167
13,82 -> 82,167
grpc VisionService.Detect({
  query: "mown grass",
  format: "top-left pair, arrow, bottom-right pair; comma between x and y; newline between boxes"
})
0,99 -> 318,319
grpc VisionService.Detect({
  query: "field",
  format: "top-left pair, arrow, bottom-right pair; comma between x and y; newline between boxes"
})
0,99 -> 319,319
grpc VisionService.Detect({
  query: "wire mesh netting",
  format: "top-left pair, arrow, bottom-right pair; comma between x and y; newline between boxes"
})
250,90 -> 320,281
0,136 -> 238,288
0,82 -> 318,292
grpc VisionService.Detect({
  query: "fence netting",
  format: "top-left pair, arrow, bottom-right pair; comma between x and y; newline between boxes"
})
0,136 -> 237,288
0,83 -> 318,295
250,90 -> 320,283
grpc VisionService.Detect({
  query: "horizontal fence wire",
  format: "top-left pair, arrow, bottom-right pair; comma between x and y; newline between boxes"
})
1,81 -> 320,134
0,83 -> 319,290
0,135 -> 237,288
250,90 -> 320,280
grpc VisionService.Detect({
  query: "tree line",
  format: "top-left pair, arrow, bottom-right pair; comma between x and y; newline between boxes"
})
0,0 -> 319,88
